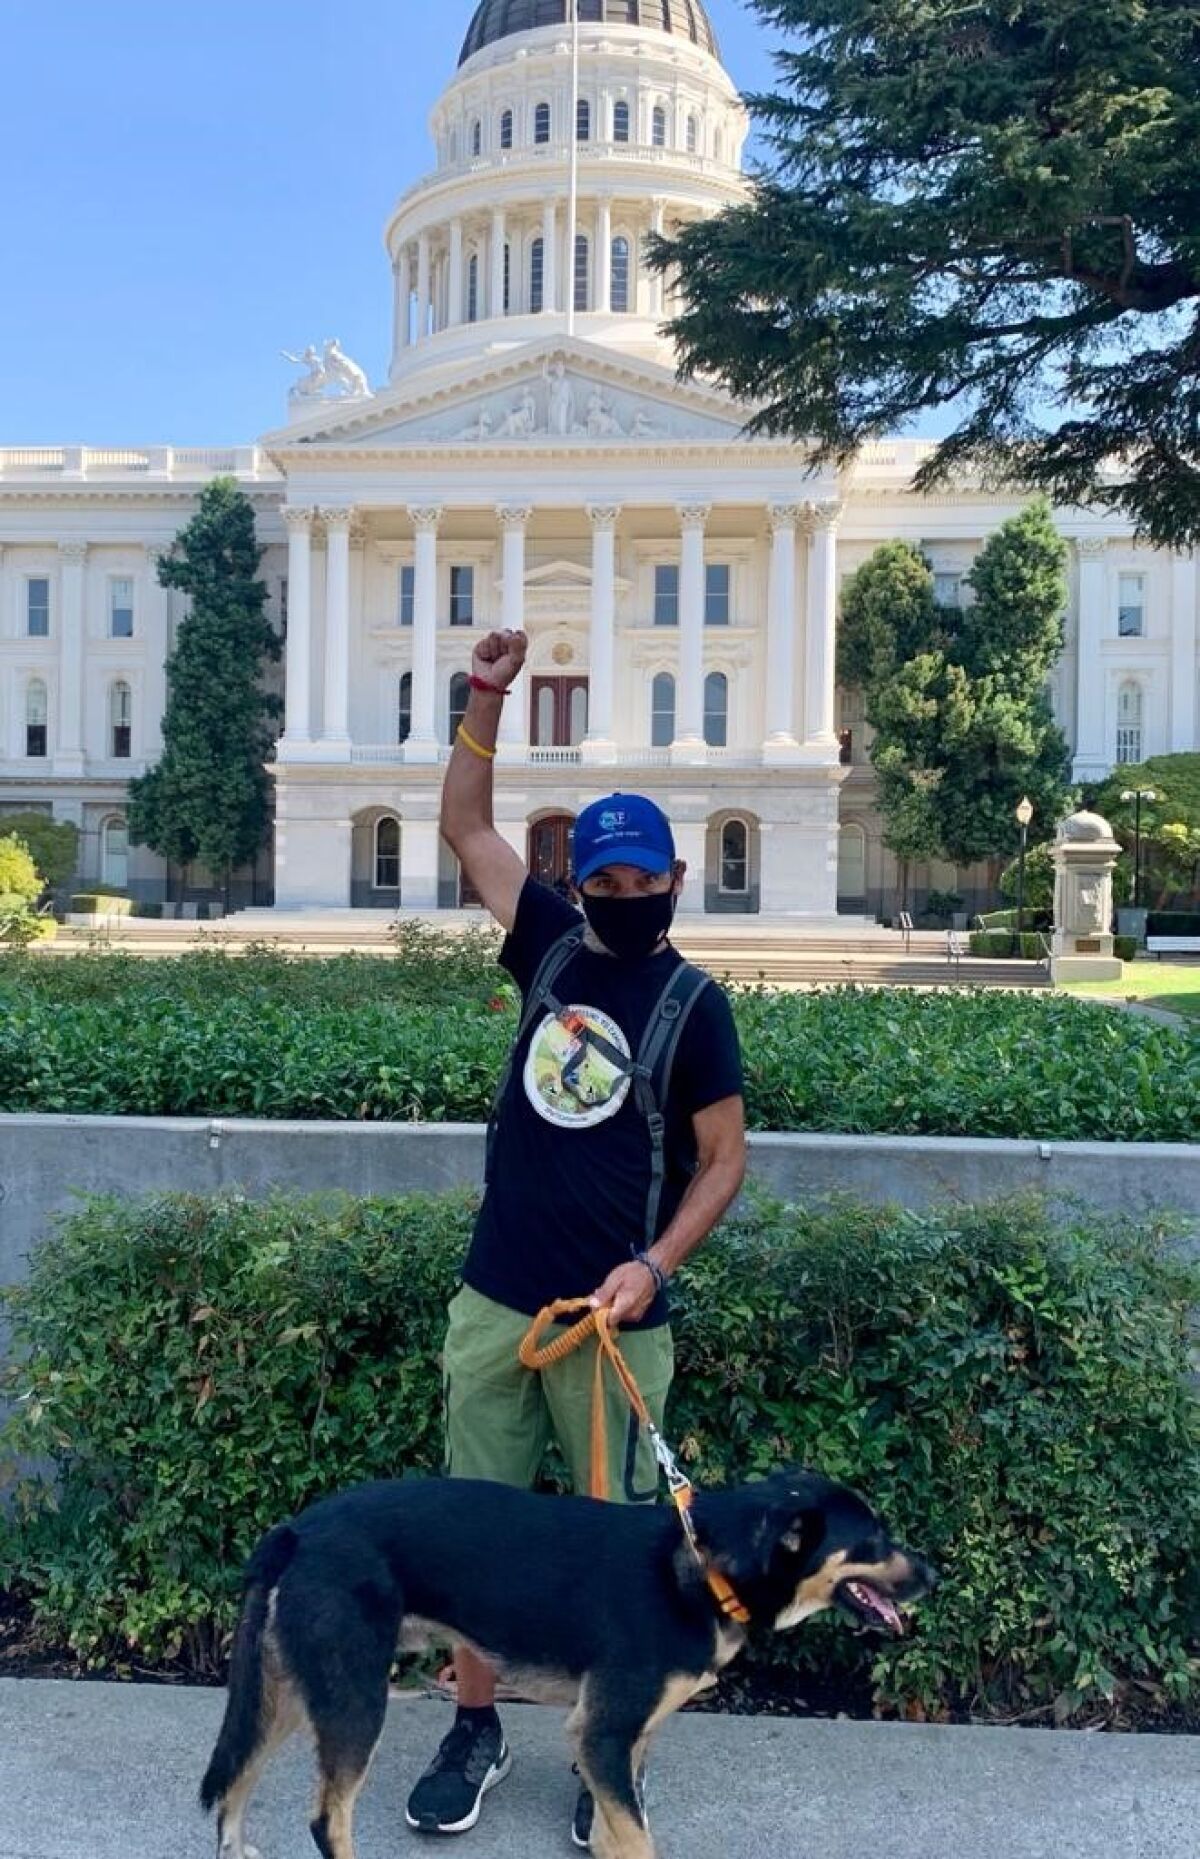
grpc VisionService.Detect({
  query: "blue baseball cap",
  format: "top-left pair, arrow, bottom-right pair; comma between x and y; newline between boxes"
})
573,793 -> 676,886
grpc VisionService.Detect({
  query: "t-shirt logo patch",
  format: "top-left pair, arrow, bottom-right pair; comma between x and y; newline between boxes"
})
523,1004 -> 632,1130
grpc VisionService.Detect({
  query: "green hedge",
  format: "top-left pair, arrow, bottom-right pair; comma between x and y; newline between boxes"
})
1147,913 -> 1200,937
1,1191 -> 1197,1723
70,894 -> 133,916
969,931 -> 1049,960
0,950 -> 1196,1141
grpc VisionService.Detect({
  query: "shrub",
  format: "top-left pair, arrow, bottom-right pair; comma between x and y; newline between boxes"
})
1147,912 -> 1200,938
924,890 -> 964,921
2,1191 -> 1197,1725
1114,936 -> 1138,963
0,814 -> 79,895
968,931 -> 1048,960
0,836 -> 41,907
69,894 -> 134,917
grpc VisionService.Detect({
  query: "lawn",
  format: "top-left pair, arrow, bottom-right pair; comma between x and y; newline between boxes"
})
1064,962 -> 1200,1025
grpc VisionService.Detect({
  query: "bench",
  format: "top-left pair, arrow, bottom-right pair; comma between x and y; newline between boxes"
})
1146,936 -> 1200,960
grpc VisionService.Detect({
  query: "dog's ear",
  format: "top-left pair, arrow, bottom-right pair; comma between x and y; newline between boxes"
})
717,1503 -> 825,1588
775,1506 -> 825,1567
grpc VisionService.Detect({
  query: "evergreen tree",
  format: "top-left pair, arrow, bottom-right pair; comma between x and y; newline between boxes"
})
656,0 -> 1200,548
127,479 -> 281,902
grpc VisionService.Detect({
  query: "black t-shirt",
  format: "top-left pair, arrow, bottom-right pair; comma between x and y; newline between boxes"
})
463,879 -> 744,1330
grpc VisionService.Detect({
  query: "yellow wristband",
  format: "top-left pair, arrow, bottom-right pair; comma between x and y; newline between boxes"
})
457,723 -> 497,762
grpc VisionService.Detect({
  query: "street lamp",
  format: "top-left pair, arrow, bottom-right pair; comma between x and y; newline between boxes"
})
1119,788 -> 1157,910
1015,795 -> 1034,955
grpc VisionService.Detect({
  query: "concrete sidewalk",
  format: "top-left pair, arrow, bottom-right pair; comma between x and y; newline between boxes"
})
1,1681 -> 1197,1859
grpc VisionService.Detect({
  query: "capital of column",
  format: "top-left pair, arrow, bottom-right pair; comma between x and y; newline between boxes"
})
496,504 -> 533,531
283,505 -> 316,535
676,502 -> 711,531
802,498 -> 843,534
1076,536 -> 1109,560
57,542 -> 88,565
587,503 -> 622,530
319,506 -> 356,534
767,502 -> 804,532
408,505 -> 443,533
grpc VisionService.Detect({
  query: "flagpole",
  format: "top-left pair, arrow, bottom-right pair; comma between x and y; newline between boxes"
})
566,0 -> 580,336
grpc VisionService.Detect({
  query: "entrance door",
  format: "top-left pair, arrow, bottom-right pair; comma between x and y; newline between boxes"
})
529,814 -> 575,890
531,676 -> 589,747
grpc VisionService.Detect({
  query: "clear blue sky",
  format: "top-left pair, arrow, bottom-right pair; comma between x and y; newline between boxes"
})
0,0 -> 782,445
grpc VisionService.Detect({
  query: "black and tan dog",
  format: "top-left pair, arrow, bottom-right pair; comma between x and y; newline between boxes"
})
201,1470 -> 934,1859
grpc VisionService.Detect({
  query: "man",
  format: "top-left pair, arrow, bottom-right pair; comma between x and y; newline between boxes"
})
406,628 -> 747,1846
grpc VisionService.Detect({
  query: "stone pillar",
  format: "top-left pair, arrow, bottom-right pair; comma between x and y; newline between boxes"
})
399,816 -> 441,912
542,200 -> 558,313
583,504 -> 620,764
490,210 -> 506,317
672,817 -> 707,916
1170,552 -> 1198,752
596,197 -> 612,313
763,503 -> 802,762
672,502 -> 709,763
448,219 -> 465,328
143,546 -> 172,758
407,505 -> 442,763
320,509 -> 352,751
1050,808 -> 1123,981
391,246 -> 412,373
496,506 -> 532,760
1073,537 -> 1109,780
279,508 -> 314,757
801,500 -> 841,756
55,541 -> 86,775
416,232 -> 431,341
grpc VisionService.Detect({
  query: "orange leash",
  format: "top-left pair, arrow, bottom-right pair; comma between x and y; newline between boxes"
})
518,1298 -> 751,1625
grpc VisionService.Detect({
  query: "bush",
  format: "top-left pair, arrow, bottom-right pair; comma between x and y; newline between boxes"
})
69,894 -> 134,917
1147,912 -> 1200,938
969,931 -> 1048,960
0,836 -> 42,908
0,814 -> 79,894
2,1191 -> 1197,1725
1114,936 -> 1138,963
924,890 -> 964,921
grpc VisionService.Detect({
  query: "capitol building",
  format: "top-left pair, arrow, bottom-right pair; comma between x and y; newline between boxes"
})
1,0 -> 1196,920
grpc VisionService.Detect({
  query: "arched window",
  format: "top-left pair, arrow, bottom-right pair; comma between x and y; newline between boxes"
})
536,684 -> 555,744
398,672 -> 412,744
530,236 -> 545,313
449,128 -> 459,163
714,128 -> 724,163
574,233 -> 590,312
535,101 -> 551,144
101,816 -> 128,890
467,252 -> 479,323
686,113 -> 699,154
499,109 -> 513,150
577,97 -> 591,142
110,680 -> 132,759
611,235 -> 631,312
1117,681 -> 1144,764
472,119 -> 483,158
448,671 -> 471,745
651,673 -> 675,748
374,817 -> 400,890
613,99 -> 630,142
703,671 -> 728,747
569,684 -> 589,746
652,104 -> 667,147
503,242 -> 512,314
720,819 -> 749,895
25,678 -> 48,758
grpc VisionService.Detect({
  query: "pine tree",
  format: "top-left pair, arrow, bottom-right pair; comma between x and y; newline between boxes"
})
127,479 -> 281,904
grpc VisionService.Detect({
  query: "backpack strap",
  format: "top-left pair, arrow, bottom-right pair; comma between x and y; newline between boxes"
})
631,962 -> 712,1251
485,925 -> 585,1182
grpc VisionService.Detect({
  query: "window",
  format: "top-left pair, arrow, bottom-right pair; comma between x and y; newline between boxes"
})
471,119 -> 482,157
399,564 -> 415,626
705,563 -> 731,626
530,236 -> 545,313
25,679 -> 48,758
933,572 -> 962,610
686,113 -> 699,154
652,104 -> 667,147
574,233 -> 590,312
26,577 -> 49,638
651,672 -> 676,747
449,565 -> 475,626
704,671 -> 728,747
101,817 -> 128,890
399,672 -> 412,743
654,563 -> 679,626
535,101 -> 551,144
110,681 -> 132,758
611,235 -> 630,312
577,97 -> 591,142
467,253 -> 479,323
613,99 -> 630,142
279,576 -> 289,641
109,577 -> 134,638
1117,681 -> 1144,764
720,819 -> 749,894
375,817 -> 400,890
503,242 -> 512,314
500,108 -> 513,150
1118,572 -> 1146,637
448,671 -> 471,744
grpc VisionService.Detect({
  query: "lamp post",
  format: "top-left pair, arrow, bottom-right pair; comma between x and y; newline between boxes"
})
1119,788 -> 1157,910
1015,795 -> 1034,956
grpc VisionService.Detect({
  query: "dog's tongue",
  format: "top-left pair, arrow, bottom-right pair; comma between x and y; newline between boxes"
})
851,1581 -> 905,1635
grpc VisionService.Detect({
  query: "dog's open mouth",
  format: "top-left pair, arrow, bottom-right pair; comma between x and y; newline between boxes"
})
836,1579 -> 906,1635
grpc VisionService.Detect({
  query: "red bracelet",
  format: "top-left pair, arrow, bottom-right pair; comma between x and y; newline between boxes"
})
469,674 -> 508,698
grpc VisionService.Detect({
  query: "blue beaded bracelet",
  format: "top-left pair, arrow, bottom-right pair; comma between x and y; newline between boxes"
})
632,1250 -> 668,1296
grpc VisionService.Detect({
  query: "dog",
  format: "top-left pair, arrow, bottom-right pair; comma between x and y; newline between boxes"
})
201,1470 -> 935,1859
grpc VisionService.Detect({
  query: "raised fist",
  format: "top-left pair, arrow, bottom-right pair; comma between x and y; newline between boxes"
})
472,630 -> 529,693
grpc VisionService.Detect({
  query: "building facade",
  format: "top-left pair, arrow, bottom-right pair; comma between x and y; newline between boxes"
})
1,0 -> 1197,918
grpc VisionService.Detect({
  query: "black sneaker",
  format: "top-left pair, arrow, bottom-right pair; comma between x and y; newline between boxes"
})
571,1763 -> 646,1849
405,1716 -> 512,1835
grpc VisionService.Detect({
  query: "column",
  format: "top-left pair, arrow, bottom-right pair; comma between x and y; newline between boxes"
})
673,503 -> 709,761
542,199 -> 558,314
56,542 -> 86,775
399,815 -> 441,912
1170,552 -> 1198,752
416,232 -> 431,341
801,500 -> 841,756
279,508 -> 314,756
448,219 -> 465,329
672,818 -> 707,916
1073,537 -> 1109,779
490,209 -> 506,318
391,246 -> 412,374
583,504 -> 619,764
763,504 -> 803,762
143,546 -> 172,759
320,508 -> 352,751
496,507 -> 532,760
649,198 -> 666,317
596,197 -> 612,314
406,505 -> 442,763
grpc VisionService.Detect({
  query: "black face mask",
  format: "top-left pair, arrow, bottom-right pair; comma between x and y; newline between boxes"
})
581,889 -> 677,962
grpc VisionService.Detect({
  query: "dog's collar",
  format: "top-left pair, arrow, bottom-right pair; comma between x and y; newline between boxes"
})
674,1485 -> 752,1627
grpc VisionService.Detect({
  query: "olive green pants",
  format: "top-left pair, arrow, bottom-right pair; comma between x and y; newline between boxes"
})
443,1283 -> 674,1505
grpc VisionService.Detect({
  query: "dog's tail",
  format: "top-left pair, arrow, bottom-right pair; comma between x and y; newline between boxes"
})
200,1522 -> 298,1814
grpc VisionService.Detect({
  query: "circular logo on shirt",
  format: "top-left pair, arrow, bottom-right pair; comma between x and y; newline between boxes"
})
523,1004 -> 633,1130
